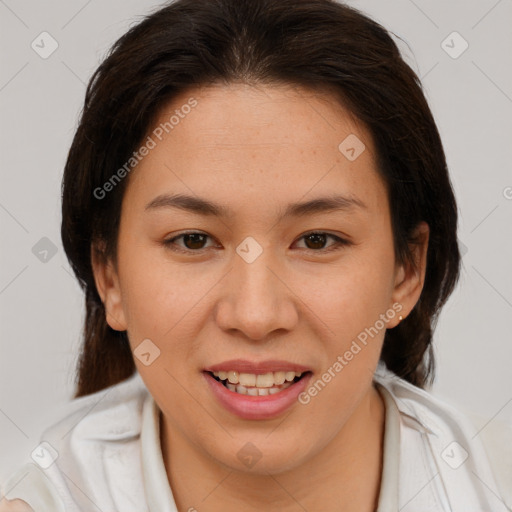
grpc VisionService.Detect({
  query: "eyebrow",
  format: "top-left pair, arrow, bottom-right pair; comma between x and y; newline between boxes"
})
145,193 -> 366,220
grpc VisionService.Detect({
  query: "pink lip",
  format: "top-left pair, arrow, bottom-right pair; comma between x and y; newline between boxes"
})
203,370 -> 312,420
204,359 -> 311,375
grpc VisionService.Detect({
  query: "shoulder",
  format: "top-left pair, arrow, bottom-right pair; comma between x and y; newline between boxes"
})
374,363 -> 512,510
1,372 -> 151,509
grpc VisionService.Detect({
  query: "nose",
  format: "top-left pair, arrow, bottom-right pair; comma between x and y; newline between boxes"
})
214,246 -> 299,341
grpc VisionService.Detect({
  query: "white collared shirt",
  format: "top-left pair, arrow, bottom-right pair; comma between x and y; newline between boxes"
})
2,364 -> 511,511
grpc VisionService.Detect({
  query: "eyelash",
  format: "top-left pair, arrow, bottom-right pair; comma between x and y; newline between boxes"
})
161,231 -> 351,255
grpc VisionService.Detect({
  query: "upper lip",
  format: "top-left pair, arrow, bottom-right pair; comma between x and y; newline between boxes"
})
204,359 -> 311,375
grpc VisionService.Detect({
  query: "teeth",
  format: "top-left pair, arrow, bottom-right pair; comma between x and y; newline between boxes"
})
256,373 -> 275,388
274,371 -> 286,385
228,381 -> 293,395
227,371 -> 239,384
236,384 -> 248,394
212,370 -> 303,387
239,373 -> 256,386
211,370 -> 302,396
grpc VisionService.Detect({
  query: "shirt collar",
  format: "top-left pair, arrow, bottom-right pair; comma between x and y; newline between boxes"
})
140,392 -> 179,512
374,380 -> 401,511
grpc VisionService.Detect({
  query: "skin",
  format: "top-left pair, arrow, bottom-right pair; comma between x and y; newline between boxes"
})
0,498 -> 33,512
92,82 -> 429,512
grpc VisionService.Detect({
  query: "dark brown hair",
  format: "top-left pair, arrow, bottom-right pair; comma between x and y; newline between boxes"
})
61,0 -> 460,398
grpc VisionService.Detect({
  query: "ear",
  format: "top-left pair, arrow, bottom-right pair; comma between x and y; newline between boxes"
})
90,243 -> 127,331
388,221 -> 429,328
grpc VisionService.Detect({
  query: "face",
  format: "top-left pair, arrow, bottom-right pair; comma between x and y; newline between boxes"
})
93,82 -> 428,474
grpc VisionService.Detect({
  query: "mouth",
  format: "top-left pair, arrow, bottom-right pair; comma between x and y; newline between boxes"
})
203,361 -> 312,420
207,370 -> 307,396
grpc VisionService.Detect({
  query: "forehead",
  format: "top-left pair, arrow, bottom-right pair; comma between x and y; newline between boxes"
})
152,82 -> 370,150
124,82 -> 386,216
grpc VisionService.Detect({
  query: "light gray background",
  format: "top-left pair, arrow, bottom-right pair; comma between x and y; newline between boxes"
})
1,0 -> 511,484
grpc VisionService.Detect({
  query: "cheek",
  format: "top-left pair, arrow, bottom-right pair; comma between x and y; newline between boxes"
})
298,247 -> 395,426
115,239 -> 190,341
305,241 -> 395,338
116,241 -> 226,369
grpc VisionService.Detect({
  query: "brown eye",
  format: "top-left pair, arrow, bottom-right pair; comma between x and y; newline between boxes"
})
163,232 -> 215,253
295,231 -> 350,252
304,233 -> 328,250
163,230 -> 351,255
181,233 -> 208,250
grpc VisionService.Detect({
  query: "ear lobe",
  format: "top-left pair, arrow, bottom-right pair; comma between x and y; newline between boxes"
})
389,221 -> 430,326
90,243 -> 127,332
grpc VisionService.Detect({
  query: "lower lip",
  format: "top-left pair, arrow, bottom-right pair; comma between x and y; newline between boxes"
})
203,371 -> 312,420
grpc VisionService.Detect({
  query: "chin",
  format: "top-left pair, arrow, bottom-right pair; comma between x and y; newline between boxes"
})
205,434 -> 316,476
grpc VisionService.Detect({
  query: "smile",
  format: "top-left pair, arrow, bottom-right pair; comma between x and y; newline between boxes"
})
210,370 -> 304,396
203,361 -> 312,420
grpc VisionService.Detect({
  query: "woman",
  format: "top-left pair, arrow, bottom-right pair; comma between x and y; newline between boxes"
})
1,0 -> 510,510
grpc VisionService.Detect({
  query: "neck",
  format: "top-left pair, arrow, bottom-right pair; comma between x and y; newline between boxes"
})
160,384 -> 385,512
